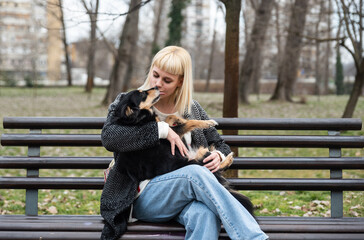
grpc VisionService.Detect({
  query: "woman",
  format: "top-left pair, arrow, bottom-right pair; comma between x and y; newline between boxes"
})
100,46 -> 268,240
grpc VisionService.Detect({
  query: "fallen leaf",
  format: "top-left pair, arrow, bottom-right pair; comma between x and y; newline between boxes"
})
48,206 -> 58,214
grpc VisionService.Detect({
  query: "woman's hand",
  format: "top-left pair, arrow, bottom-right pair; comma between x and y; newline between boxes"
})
203,152 -> 221,173
167,127 -> 188,157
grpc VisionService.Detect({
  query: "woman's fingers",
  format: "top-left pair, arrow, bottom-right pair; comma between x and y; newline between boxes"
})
167,127 -> 186,156
203,152 -> 221,173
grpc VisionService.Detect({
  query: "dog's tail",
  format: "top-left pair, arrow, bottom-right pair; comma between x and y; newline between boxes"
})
229,190 -> 255,217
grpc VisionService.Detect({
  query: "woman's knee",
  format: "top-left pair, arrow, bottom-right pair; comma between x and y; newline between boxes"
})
182,164 -> 213,179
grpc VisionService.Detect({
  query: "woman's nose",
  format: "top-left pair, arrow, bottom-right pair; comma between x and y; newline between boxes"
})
155,79 -> 162,88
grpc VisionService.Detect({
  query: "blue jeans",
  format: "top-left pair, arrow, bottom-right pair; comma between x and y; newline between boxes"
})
133,165 -> 268,240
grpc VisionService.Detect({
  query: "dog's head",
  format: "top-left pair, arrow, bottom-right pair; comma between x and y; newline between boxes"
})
113,87 -> 160,125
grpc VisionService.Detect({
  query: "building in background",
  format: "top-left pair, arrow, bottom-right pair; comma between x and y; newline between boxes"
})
47,0 -> 63,82
0,0 -> 62,84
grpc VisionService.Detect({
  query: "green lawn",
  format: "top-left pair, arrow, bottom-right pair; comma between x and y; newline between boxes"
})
0,87 -> 363,217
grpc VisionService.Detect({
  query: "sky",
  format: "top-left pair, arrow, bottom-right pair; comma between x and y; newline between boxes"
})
63,0 -> 131,42
61,0 -> 353,66
63,0 -> 224,43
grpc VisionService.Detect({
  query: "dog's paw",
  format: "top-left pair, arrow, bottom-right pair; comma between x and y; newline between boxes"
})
207,119 -> 218,127
220,152 -> 234,170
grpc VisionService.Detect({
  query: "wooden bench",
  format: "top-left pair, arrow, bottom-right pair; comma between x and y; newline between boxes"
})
1,117 -> 364,239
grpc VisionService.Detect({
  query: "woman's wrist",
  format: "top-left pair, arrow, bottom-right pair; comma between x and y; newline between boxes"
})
212,150 -> 225,163
157,121 -> 169,139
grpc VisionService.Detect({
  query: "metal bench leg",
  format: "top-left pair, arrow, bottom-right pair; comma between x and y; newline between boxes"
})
329,131 -> 343,218
26,129 -> 41,216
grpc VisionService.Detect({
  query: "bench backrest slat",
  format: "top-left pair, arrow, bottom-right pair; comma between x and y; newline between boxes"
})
1,177 -> 364,191
3,117 -> 363,130
2,134 -> 364,148
1,156 -> 364,169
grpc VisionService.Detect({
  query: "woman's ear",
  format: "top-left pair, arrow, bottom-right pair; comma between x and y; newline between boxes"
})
178,76 -> 184,87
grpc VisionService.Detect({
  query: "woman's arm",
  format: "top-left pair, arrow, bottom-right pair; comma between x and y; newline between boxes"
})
101,93 -> 160,153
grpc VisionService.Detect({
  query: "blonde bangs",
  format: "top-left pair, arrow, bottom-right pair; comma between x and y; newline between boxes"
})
153,54 -> 184,76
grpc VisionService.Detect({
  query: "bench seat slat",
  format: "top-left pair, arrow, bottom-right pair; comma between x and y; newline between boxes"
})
1,156 -> 364,169
1,231 -> 363,240
0,231 -> 185,240
4,117 -> 362,130
2,134 -> 364,148
1,177 -> 364,191
1,216 -> 363,239
1,215 -> 363,223
1,221 -> 364,233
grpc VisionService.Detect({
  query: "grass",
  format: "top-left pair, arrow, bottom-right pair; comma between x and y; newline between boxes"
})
0,86 -> 363,217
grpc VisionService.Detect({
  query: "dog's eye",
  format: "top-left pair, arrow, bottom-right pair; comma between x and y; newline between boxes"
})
141,92 -> 148,100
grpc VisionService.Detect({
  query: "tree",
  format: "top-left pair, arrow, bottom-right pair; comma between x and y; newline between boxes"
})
102,0 -> 141,106
37,0 -> 69,84
220,0 -> 241,178
150,0 -> 165,61
239,0 -> 275,104
270,0 -> 309,101
336,0 -> 364,118
335,49 -> 345,95
323,0 -> 333,94
59,0 -> 73,86
81,0 -> 100,93
314,0 -> 325,97
205,3 -> 222,92
165,0 -> 189,46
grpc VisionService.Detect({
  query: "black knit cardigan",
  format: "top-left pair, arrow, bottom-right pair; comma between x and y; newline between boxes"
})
100,93 -> 231,240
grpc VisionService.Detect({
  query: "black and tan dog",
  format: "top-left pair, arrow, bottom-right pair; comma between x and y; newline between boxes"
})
109,87 -> 254,215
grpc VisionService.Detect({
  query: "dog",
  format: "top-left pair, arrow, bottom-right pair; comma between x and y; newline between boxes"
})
108,87 -> 255,216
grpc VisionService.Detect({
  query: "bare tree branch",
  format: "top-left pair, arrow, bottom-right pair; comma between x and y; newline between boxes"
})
340,0 -> 361,61
303,35 -> 346,42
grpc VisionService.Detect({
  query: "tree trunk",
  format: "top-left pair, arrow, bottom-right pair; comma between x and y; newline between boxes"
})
274,1 -> 282,77
323,0 -> 332,94
150,0 -> 165,62
205,4 -> 220,92
338,0 -> 363,117
204,28 -> 216,92
239,0 -> 274,104
342,60 -> 364,118
270,0 -> 309,101
220,0 -> 241,178
314,0 -> 324,97
59,0 -> 72,86
102,0 -> 141,106
84,0 -> 99,93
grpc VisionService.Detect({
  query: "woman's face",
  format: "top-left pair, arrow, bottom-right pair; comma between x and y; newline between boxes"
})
150,66 -> 182,100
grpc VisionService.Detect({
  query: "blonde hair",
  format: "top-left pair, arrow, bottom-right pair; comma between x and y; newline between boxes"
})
139,46 -> 193,115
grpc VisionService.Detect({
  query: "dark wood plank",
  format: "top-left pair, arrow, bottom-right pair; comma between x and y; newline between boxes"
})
4,117 -> 362,130
1,177 -> 364,191
2,134 -> 364,148
2,156 -> 364,169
